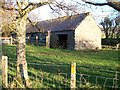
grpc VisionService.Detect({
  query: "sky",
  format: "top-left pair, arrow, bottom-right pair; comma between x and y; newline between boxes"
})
28,0 -> 118,24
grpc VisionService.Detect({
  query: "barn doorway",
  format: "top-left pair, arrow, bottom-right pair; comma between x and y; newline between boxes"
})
58,34 -> 68,49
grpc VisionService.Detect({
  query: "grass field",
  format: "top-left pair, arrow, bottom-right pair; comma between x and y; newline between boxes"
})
2,45 -> 120,88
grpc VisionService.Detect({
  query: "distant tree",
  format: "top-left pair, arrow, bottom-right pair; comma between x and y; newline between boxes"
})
2,23 -> 16,37
115,25 -> 120,38
101,17 -> 112,39
100,17 -> 120,39
114,16 -> 120,38
110,18 -> 120,38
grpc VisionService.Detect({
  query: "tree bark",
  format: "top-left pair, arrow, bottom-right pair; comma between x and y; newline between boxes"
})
16,15 -> 29,87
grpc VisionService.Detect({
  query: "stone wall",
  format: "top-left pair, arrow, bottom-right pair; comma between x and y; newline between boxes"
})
75,13 -> 101,50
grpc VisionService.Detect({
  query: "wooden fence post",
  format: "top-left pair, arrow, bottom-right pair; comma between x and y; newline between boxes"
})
10,36 -> 12,45
2,56 -> 8,88
70,62 -> 76,89
116,43 -> 120,50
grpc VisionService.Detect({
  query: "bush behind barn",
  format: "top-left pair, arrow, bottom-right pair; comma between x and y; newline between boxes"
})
102,38 -> 120,46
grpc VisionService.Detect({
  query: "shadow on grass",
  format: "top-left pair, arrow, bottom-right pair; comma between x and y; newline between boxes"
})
28,71 -> 70,88
2,45 -> 16,61
3,45 -> 120,88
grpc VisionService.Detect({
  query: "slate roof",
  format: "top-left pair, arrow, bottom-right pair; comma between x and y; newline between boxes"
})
27,12 -> 89,33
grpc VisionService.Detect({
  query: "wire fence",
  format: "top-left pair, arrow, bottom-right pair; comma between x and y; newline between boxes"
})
76,66 -> 120,89
7,61 -> 120,89
27,62 -> 71,88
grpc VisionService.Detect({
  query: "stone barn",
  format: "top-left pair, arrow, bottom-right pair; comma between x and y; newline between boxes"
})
27,12 -> 101,50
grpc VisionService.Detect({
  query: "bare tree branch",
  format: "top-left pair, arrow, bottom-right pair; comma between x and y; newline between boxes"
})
81,0 -> 120,11
1,1 -> 52,13
54,1 -> 79,16
23,2 -> 48,11
27,18 -> 39,31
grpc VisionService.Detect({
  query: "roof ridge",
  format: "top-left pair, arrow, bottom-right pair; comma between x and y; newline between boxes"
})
38,12 -> 89,23
27,12 -> 91,33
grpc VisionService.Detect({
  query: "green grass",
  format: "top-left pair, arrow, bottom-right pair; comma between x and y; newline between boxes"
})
2,45 -> 120,88
3,45 -> 119,69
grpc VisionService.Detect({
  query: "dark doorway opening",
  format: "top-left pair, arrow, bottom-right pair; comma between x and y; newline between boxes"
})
58,34 -> 68,49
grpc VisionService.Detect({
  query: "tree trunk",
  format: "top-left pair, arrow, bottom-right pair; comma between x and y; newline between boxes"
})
16,16 -> 29,87
105,32 -> 109,39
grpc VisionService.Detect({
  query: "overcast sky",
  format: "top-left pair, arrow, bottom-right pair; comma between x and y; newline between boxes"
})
28,0 -> 118,23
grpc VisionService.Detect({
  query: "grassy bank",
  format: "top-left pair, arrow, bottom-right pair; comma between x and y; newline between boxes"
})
3,45 -> 119,69
2,45 -> 120,88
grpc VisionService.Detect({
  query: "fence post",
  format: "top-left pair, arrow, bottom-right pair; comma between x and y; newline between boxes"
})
116,43 -> 120,50
10,36 -> 12,45
70,62 -> 76,89
2,56 -> 8,88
